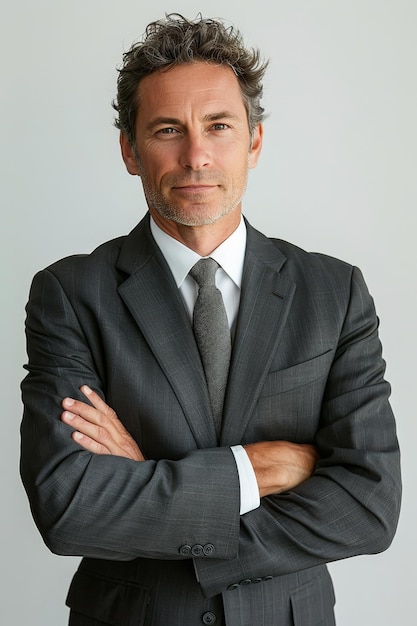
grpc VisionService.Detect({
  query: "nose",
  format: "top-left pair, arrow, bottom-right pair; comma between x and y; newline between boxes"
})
179,132 -> 211,170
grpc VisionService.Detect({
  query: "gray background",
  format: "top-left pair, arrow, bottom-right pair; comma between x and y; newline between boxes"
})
1,0 -> 415,623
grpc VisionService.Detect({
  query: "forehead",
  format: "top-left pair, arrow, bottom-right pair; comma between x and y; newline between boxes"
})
136,62 -> 247,120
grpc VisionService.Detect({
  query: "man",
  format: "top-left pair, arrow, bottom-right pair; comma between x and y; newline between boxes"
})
21,14 -> 401,626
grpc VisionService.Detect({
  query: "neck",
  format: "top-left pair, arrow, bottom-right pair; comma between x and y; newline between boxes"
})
149,209 -> 242,256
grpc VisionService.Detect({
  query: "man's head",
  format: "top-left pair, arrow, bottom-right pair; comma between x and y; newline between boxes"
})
113,13 -> 268,148
115,14 -> 267,245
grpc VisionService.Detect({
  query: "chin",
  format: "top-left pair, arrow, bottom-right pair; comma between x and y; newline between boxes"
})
155,205 -> 233,227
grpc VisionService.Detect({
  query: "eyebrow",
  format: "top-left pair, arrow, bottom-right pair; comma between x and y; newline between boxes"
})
145,111 -> 239,132
204,111 -> 238,122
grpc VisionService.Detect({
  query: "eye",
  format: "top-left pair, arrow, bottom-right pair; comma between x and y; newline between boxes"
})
211,123 -> 229,131
156,127 -> 179,135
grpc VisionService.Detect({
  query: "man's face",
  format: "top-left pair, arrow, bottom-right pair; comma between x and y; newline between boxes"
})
121,62 -> 262,230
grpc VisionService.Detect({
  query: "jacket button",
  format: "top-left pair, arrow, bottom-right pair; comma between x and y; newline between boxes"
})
191,544 -> 204,556
252,577 -> 262,584
227,583 -> 239,590
179,544 -> 191,556
239,578 -> 252,585
203,543 -> 215,556
202,611 -> 217,624
263,575 -> 273,582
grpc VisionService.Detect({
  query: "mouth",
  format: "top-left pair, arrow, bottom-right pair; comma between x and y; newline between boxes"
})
172,184 -> 217,193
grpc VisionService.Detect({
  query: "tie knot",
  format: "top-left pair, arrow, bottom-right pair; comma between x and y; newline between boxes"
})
189,258 -> 219,288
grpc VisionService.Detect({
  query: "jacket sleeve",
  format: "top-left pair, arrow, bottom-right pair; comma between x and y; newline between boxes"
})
194,266 -> 401,598
20,268 -> 241,562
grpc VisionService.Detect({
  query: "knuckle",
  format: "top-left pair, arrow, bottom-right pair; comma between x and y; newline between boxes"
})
95,412 -> 105,425
96,425 -> 109,441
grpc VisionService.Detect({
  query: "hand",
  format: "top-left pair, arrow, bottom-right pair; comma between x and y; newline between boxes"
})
61,386 -> 145,461
244,440 -> 318,498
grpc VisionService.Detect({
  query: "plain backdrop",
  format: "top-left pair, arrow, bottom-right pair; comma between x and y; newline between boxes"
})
1,1 -> 416,624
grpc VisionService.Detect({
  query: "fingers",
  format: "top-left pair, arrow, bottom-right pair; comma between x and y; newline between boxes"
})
61,388 -> 120,442
80,385 -> 115,417
61,387 -> 145,461
71,430 -> 111,455
62,386 -> 113,425
61,407 -> 113,453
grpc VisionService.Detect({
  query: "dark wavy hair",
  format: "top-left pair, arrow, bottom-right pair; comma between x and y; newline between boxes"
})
113,13 -> 269,147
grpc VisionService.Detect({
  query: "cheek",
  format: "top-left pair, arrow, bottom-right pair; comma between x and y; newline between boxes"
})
143,150 -> 178,183
137,158 -> 162,187
221,142 -> 251,168
227,153 -> 251,182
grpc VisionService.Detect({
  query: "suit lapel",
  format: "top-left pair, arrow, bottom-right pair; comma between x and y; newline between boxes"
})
116,217 -> 217,448
220,224 -> 296,445
115,216 -> 296,448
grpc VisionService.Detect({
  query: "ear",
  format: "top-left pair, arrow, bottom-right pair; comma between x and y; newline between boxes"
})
248,123 -> 263,169
120,132 -> 140,176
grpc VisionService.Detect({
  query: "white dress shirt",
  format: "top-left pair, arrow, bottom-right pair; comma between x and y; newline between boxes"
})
150,216 -> 260,514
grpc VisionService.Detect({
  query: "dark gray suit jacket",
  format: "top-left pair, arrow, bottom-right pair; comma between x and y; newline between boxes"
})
20,215 -> 401,626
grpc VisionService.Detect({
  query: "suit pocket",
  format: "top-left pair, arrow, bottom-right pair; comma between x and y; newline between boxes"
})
252,351 -> 333,441
66,568 -> 150,626
290,570 -> 336,626
261,350 -> 333,397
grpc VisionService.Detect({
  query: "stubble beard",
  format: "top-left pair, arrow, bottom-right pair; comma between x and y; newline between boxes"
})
137,160 -> 249,227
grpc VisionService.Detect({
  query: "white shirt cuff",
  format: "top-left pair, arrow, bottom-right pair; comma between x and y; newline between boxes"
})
231,445 -> 260,514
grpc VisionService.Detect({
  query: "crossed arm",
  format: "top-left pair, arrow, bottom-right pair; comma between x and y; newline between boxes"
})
61,385 -> 318,498
21,263 -> 401,597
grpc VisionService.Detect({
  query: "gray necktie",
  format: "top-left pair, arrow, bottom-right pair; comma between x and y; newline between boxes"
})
189,258 -> 231,436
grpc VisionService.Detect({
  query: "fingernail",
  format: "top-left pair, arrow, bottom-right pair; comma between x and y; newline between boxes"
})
81,385 -> 92,395
63,411 -> 73,420
63,398 -> 74,407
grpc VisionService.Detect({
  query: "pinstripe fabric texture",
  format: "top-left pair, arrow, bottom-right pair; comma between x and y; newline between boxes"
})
20,215 -> 401,626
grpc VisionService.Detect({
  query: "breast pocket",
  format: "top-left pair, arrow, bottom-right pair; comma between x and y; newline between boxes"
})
261,349 -> 333,396
253,350 -> 334,441
66,568 -> 150,626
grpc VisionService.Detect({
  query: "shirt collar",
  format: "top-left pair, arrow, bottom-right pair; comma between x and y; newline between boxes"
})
150,215 -> 247,289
